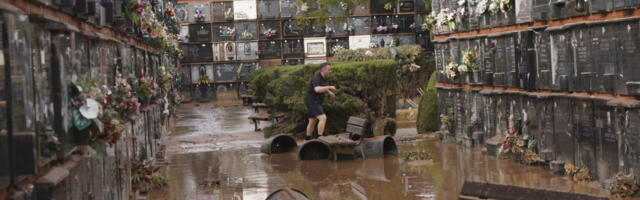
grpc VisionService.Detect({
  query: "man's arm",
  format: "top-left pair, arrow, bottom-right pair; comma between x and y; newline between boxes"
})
314,86 -> 335,93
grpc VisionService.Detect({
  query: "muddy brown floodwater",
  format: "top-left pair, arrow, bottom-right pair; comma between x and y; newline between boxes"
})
150,102 -> 609,200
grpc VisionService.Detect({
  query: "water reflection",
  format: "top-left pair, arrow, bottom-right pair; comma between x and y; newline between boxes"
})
152,138 -> 609,200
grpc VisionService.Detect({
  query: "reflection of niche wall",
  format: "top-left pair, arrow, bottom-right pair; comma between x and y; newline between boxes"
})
349,35 -> 371,49
236,41 -> 259,60
213,42 -> 236,61
214,63 -> 238,81
304,37 -> 326,57
234,0 -> 257,20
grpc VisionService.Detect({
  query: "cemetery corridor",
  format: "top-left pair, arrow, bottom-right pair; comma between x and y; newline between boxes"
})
148,99 -> 609,200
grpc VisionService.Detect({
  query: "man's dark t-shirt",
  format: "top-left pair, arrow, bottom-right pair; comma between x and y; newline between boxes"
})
305,73 -> 327,105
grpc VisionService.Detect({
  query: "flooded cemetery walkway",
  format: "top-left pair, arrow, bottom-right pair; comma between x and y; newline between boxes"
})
150,101 -> 609,200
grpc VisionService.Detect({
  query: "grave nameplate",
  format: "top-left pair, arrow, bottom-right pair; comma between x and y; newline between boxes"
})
188,23 -> 212,42
394,15 -> 415,33
491,36 -> 506,86
470,37 -> 484,84
305,59 -> 327,64
589,0 -> 612,13
434,41 -> 444,82
236,41 -> 259,60
304,37 -> 326,57
326,18 -> 348,37
259,20 -> 281,40
213,22 -> 236,41
415,14 -> 426,33
259,40 -> 282,59
616,19 -> 640,95
516,0 -> 534,23
573,98 -> 597,179
518,31 -> 536,90
533,29 -> 551,90
283,39 -> 304,58
553,96 -> 574,164
188,3 -> 211,23
594,101 -> 618,183
589,22 -> 617,93
399,0 -> 415,12
481,92 -> 497,138
234,0 -> 257,20
533,0 -> 550,21
280,0 -> 301,18
534,96 -> 555,153
214,63 -> 238,82
239,62 -> 258,80
283,19 -> 304,37
213,42 -> 236,61
181,43 -> 213,63
305,20 -> 326,37
495,95 -> 508,140
372,15 -> 392,34
504,34 -> 518,88
614,0 -> 639,10
483,38 -> 494,85
443,39 -> 453,84
212,2 -> 234,21
258,0 -> 280,19
455,90 -> 466,139
326,38 -> 349,56
350,16 -> 371,35
348,35 -> 369,50
571,24 -> 593,92
371,34 -> 395,48
282,59 -> 304,65
236,21 -> 258,40
549,27 -> 574,91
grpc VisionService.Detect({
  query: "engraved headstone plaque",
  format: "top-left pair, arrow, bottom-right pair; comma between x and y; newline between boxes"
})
371,0 -> 395,13
594,101 -> 618,183
181,43 -> 213,63
283,39 -> 304,58
504,33 -> 518,88
326,18 -> 348,37
212,2 -> 234,21
616,19 -> 640,95
260,59 -> 283,68
234,0 -> 257,20
188,23 -> 212,42
353,2 -> 370,15
179,25 -> 189,42
305,58 -> 327,64
258,0 -> 280,19
214,63 -> 238,82
304,37 -> 326,57
326,38 -> 349,56
305,19 -> 326,37
622,108 -> 640,179
573,98 -> 597,180
394,34 -> 416,46
549,27 -> 574,91
213,22 -> 236,41
349,35 -> 371,50
259,40 -> 282,59
190,65 -> 200,84
236,41 -> 259,60
350,16 -> 371,35
553,96 -> 574,164
259,20 -> 281,39
572,24 -> 593,92
590,22 -> 616,93
393,14 -> 415,32
236,21 -> 258,40
188,3 -> 211,22
416,0 -> 427,13
490,36 -> 506,86
283,19 -> 304,37
213,42 -> 236,61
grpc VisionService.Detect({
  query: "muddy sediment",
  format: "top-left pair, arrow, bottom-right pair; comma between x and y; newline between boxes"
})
151,101 -> 609,199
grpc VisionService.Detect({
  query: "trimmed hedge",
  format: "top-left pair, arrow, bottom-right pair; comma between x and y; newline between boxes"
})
417,71 -> 438,133
250,60 -> 398,137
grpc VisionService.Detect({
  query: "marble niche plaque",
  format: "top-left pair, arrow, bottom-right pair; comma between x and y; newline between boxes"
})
259,40 -> 282,59
258,0 -> 280,19
212,2 -> 234,21
283,39 -> 304,58
236,41 -> 259,61
214,63 -> 238,82
213,22 -> 236,41
235,21 -> 258,40
188,23 -> 212,42
213,42 -> 236,61
234,0 -> 257,20
304,37 -> 326,57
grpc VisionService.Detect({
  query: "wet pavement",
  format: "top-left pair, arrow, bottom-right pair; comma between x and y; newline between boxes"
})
151,101 -> 610,200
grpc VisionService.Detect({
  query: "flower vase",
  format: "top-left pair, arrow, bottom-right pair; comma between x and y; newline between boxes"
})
74,127 -> 92,145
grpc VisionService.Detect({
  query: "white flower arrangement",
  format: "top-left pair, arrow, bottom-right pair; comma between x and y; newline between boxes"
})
476,0 -> 488,15
445,61 -> 459,79
489,0 -> 500,14
458,64 -> 469,73
331,45 -> 344,53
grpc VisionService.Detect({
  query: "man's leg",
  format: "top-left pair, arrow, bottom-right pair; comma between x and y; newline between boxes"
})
306,118 -> 318,139
317,114 -> 327,137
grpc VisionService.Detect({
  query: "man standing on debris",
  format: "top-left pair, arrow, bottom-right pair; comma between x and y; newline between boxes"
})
305,63 -> 336,140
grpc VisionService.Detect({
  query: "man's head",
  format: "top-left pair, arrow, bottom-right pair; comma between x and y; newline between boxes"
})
319,62 -> 332,78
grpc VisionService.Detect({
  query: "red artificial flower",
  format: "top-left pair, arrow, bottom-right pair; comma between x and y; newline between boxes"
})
139,71 -> 143,78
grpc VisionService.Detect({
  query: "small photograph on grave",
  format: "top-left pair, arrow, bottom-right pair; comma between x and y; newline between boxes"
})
188,2 -> 211,23
213,42 -> 237,61
188,23 -> 212,42
326,38 -> 349,56
214,63 -> 239,82
258,0 -> 280,19
179,25 -> 189,42
259,40 -> 282,59
260,59 -> 284,68
236,41 -> 259,60
326,18 -> 348,37
234,0 -> 258,20
372,15 -> 393,34
175,3 -> 189,23
280,0 -> 302,18
238,62 -> 259,80
213,22 -> 236,41
259,20 -> 281,40
283,39 -> 305,58
392,14 -> 415,33
236,21 -> 258,40
282,59 -> 304,66
304,37 -> 326,57
349,16 -> 371,35
283,19 -> 305,37
212,2 -> 234,22
305,19 -> 326,37
181,43 -> 213,63
305,58 -> 327,64
371,0 -> 396,13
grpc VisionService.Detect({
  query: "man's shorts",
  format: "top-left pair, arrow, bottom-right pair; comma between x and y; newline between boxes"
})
306,103 -> 324,118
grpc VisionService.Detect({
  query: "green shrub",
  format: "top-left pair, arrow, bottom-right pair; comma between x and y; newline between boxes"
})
332,45 -> 434,98
417,71 -> 438,133
250,60 -> 398,137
